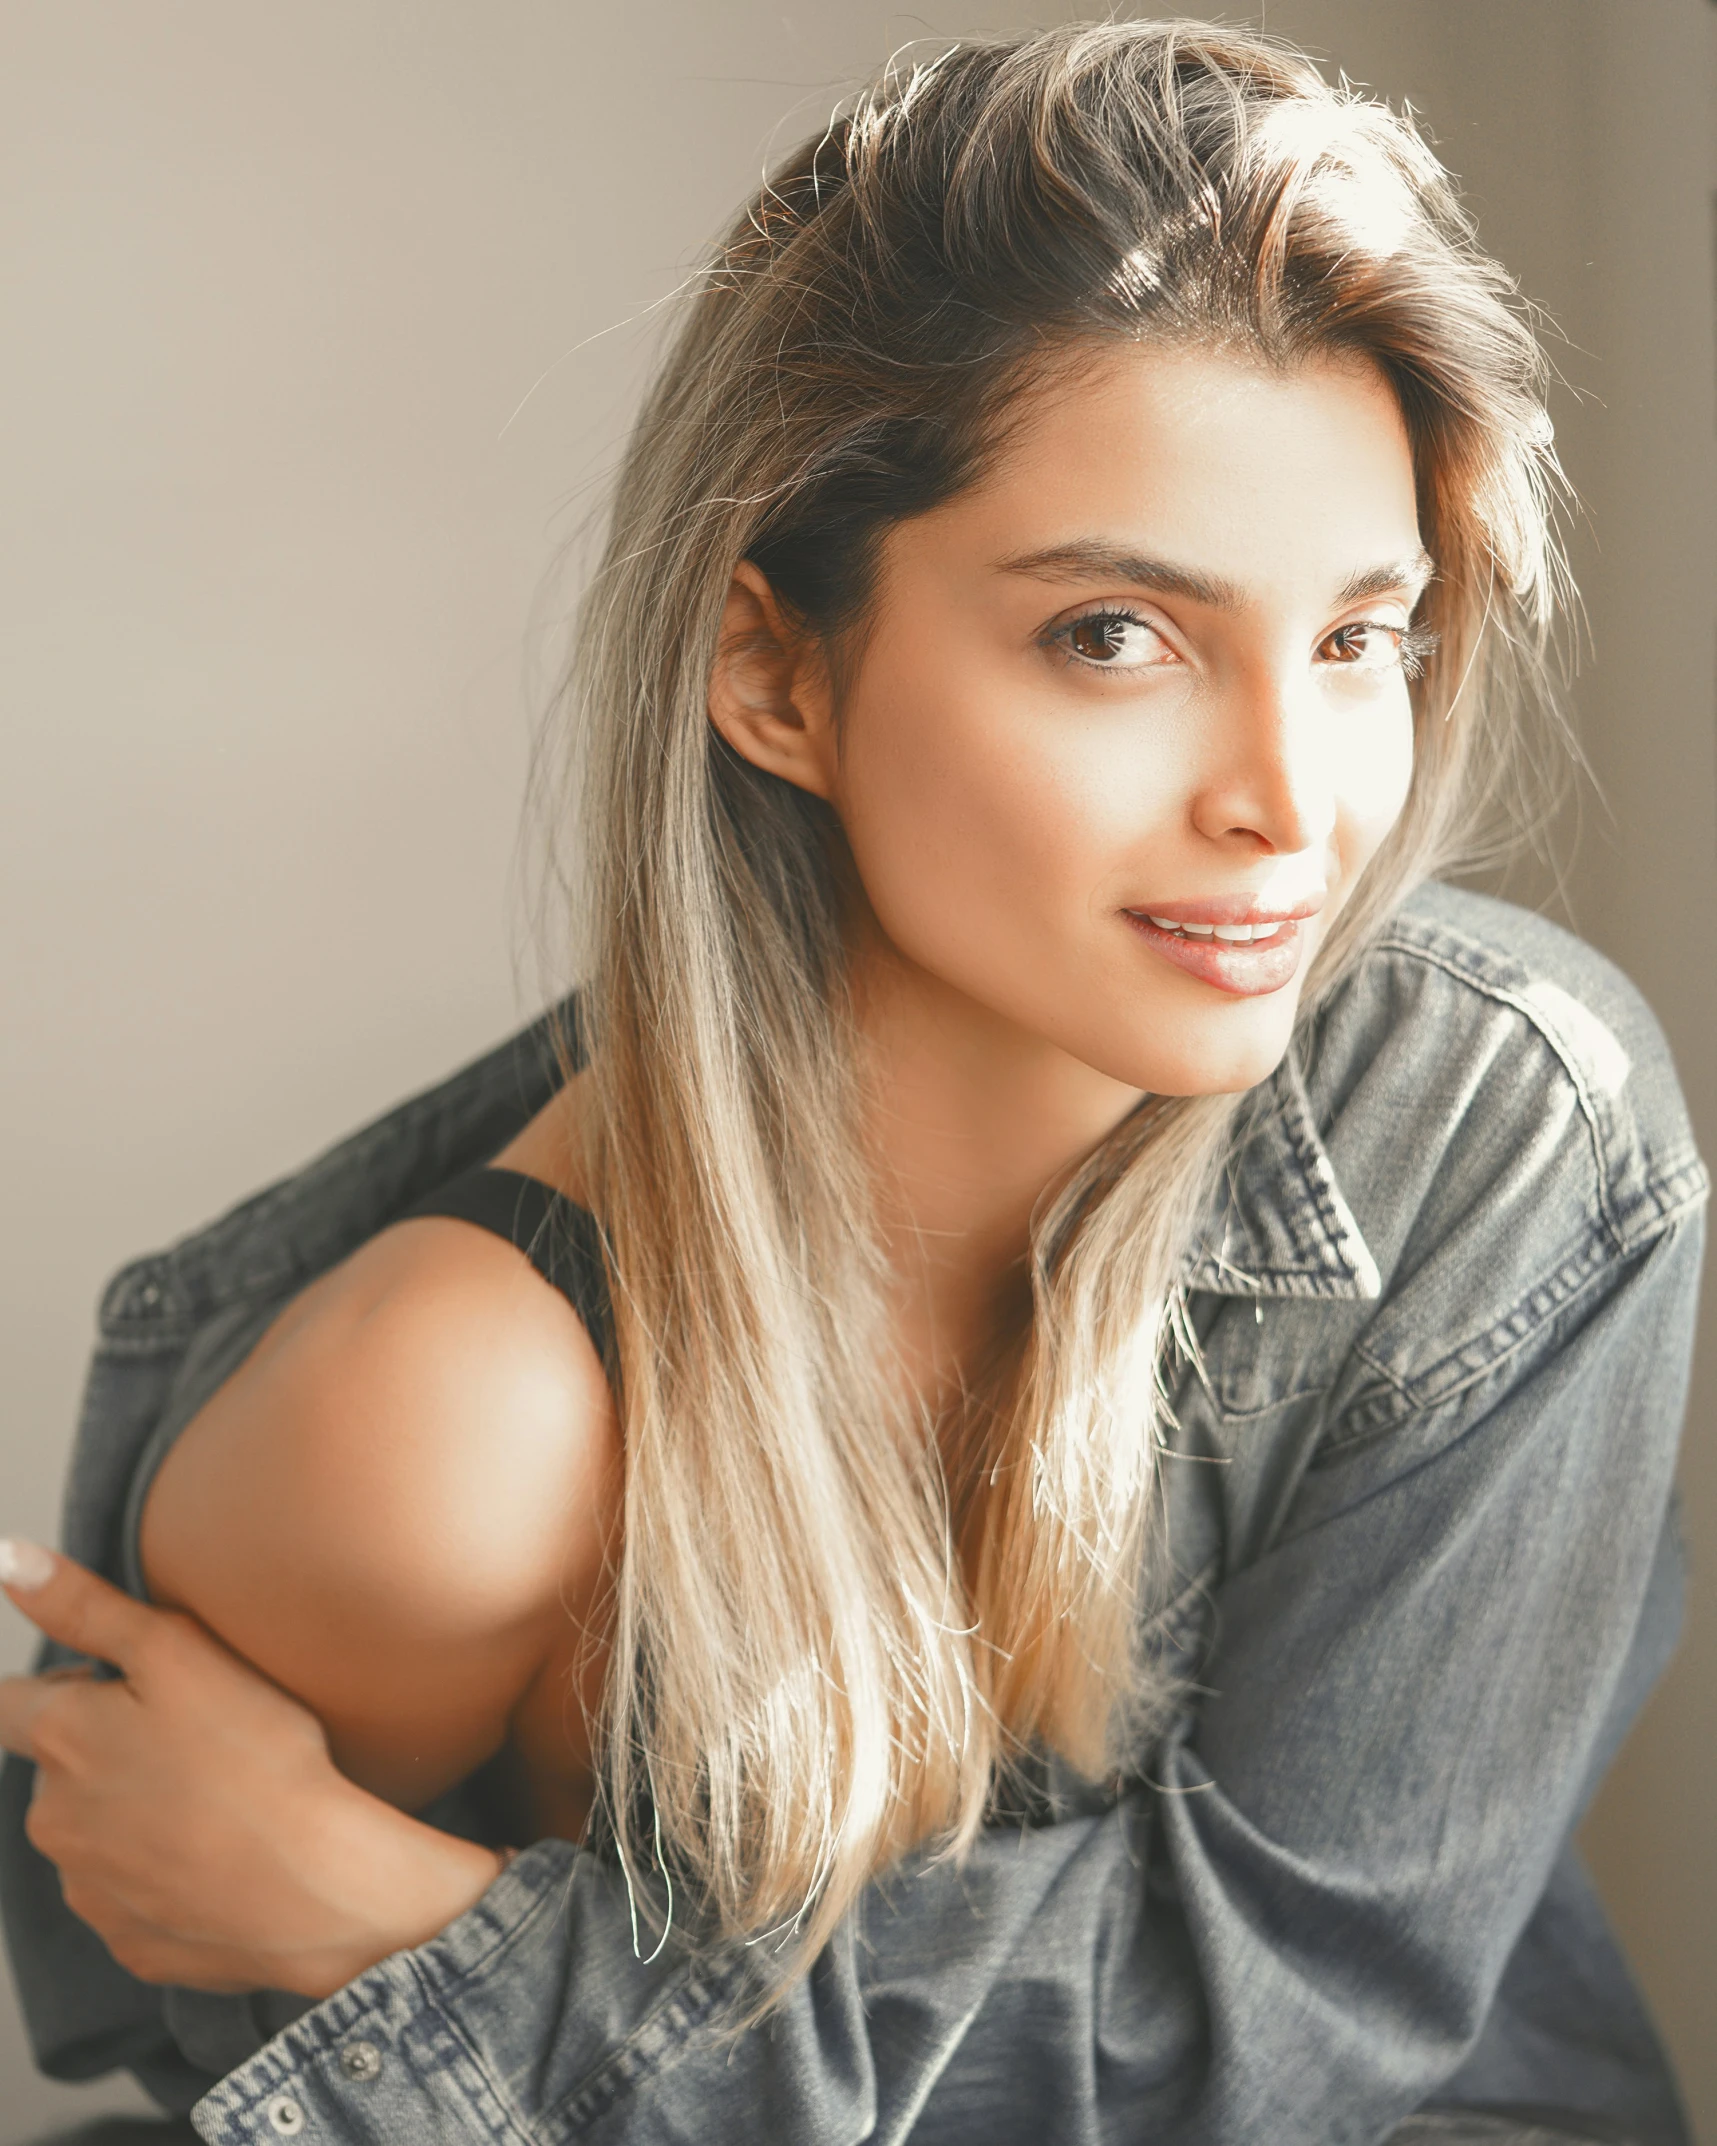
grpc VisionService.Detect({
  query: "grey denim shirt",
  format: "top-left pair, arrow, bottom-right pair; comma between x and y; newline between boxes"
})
1,882 -> 1706,2146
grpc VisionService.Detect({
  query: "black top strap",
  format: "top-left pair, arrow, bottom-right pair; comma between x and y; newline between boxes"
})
396,1165 -> 615,1375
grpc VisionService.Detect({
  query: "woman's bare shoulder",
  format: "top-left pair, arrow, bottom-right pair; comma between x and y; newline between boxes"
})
139,1124 -> 620,1812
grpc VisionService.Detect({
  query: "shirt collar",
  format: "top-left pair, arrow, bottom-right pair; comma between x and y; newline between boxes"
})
1181,1044 -> 1381,1301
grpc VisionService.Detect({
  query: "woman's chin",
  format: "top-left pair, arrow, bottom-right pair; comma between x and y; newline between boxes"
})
1088,1002 -> 1301,1100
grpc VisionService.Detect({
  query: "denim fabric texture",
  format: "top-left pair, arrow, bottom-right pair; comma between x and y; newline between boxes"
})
0,882 -> 1705,2146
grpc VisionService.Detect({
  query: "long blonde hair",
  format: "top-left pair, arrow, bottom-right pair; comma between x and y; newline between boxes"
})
544,19 -> 1567,1981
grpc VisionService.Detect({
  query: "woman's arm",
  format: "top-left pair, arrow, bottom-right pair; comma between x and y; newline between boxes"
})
0,1549 -> 503,1999
136,1212 -> 619,1820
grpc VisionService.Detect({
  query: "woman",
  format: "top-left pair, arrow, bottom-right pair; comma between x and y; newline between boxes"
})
0,21 -> 1704,2144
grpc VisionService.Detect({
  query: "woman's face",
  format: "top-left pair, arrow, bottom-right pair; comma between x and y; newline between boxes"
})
743,341 -> 1427,1098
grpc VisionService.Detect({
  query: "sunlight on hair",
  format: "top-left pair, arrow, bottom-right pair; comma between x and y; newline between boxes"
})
1254,99 -> 1418,259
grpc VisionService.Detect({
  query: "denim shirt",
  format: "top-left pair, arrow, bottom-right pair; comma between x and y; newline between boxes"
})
1,882 -> 1706,2146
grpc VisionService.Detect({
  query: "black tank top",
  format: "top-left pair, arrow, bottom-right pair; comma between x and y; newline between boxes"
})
396,1165 -> 615,1373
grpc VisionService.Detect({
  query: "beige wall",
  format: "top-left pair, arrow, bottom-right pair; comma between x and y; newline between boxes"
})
3,4 -> 1712,2137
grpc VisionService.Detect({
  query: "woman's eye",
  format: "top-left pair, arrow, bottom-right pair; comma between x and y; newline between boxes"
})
1049,609 -> 1176,671
1318,620 -> 1437,679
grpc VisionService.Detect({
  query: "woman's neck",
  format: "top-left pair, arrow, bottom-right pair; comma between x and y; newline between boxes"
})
503,948 -> 1147,1410
849,936 -> 1146,1401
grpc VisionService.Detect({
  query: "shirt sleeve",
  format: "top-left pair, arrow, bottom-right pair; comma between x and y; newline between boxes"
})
186,1205 -> 1703,2146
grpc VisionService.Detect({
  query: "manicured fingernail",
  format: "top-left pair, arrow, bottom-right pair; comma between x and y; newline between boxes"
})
0,1540 -> 55,1591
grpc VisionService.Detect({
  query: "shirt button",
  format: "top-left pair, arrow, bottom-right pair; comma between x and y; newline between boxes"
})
339,2038 -> 384,2083
265,2095 -> 306,2136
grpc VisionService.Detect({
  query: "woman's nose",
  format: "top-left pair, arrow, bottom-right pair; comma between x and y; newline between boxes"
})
1189,669 -> 1336,858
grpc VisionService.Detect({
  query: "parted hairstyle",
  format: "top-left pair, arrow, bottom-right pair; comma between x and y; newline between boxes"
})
541,17 -> 1568,1985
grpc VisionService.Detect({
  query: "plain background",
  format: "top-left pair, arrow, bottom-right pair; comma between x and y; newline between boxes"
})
2,3 -> 1713,2137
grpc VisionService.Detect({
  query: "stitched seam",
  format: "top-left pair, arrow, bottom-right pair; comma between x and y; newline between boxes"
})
1346,1340 -> 1414,1407
1327,1230 -> 1617,1445
1243,1072 -> 1374,1289
1279,1121 -> 1376,1291
536,1958 -> 754,2137
1142,1554 -> 1221,1650
1626,1153 -> 1711,1236
84,1329 -> 190,1360
397,1977 -> 535,2145
1367,928 -> 1699,1258
418,1853 -> 577,1992
404,1857 -> 744,2140
1212,1378 -> 1333,1423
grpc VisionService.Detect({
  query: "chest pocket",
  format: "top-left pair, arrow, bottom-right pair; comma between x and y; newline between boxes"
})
1187,1292 -> 1353,1424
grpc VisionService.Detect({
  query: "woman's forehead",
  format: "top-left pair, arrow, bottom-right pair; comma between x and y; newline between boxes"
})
878,343 -> 1424,606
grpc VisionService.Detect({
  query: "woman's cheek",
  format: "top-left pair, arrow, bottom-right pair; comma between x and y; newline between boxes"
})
841,719 -> 1046,952
1341,695 -> 1417,870
839,682 -> 1123,975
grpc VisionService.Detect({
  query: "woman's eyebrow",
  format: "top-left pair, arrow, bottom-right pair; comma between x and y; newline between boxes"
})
994,540 -> 1437,610
996,542 -> 1244,608
1334,551 -> 1436,607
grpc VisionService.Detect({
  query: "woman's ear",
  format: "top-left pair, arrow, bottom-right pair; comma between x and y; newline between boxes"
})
707,561 -> 839,800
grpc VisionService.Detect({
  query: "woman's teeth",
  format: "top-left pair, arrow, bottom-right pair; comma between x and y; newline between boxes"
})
1145,916 -> 1286,943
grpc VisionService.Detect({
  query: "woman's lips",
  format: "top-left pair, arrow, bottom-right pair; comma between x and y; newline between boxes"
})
1120,909 -> 1311,996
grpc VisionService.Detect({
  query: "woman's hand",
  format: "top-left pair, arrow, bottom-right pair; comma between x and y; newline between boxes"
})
0,1539 -> 507,1999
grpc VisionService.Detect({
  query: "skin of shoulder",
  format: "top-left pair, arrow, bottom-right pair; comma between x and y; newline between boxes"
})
138,1200 -> 621,1821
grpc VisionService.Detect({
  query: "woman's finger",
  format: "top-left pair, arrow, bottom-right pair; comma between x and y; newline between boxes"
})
0,1539 -> 154,1673
0,1673 -> 73,1762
